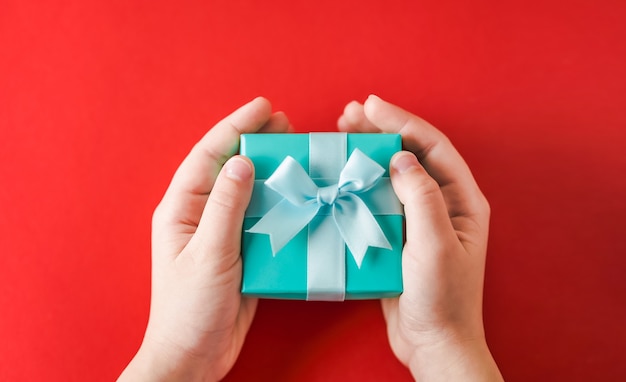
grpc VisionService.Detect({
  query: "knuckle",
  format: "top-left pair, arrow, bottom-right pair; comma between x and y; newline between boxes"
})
209,187 -> 240,212
481,194 -> 491,217
473,190 -> 491,220
405,172 -> 441,203
151,201 -> 167,227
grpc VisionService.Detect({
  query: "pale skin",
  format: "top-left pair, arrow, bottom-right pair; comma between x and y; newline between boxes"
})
119,95 -> 503,381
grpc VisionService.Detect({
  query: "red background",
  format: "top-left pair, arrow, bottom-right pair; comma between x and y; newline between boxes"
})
1,1 -> 625,380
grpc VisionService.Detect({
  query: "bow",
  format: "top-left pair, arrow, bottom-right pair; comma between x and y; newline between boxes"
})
246,148 -> 392,268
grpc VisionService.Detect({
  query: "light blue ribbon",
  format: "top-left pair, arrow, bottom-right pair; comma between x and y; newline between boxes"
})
245,133 -> 399,300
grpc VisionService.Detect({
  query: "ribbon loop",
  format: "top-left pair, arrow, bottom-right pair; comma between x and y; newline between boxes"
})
338,148 -> 386,193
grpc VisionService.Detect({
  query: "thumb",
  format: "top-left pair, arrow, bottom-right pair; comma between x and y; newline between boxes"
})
390,151 -> 461,278
185,155 -> 254,270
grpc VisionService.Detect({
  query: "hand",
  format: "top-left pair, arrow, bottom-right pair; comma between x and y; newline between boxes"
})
338,95 -> 503,381
119,97 -> 291,381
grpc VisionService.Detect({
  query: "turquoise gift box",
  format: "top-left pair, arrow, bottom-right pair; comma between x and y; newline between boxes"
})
240,133 -> 403,300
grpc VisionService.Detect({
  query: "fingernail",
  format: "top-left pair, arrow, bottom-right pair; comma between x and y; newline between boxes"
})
225,157 -> 253,181
367,94 -> 382,103
392,152 -> 419,174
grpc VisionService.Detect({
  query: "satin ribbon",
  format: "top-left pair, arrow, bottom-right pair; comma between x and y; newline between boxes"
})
245,133 -> 398,300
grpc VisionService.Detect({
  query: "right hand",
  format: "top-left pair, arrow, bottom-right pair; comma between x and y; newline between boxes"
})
338,95 -> 503,381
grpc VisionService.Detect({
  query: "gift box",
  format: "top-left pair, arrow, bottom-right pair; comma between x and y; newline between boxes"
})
240,133 -> 403,300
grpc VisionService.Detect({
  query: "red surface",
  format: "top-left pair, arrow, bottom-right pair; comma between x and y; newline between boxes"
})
1,1 -> 625,380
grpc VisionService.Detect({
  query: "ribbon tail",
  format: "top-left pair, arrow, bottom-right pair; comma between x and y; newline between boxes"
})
246,199 -> 320,256
307,215 -> 346,301
333,195 -> 392,268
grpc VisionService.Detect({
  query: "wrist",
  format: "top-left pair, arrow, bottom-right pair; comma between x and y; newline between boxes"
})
118,338 -> 214,382
407,330 -> 503,381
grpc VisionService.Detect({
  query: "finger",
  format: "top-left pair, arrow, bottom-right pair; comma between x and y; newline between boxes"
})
258,111 -> 291,133
363,95 -> 489,232
153,97 -> 272,257
389,152 -> 467,301
389,152 -> 488,316
390,151 -> 461,257
337,101 -> 380,133
166,97 -> 271,201
184,155 -> 254,268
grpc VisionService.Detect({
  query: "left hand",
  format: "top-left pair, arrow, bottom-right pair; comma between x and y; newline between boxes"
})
119,97 -> 291,381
